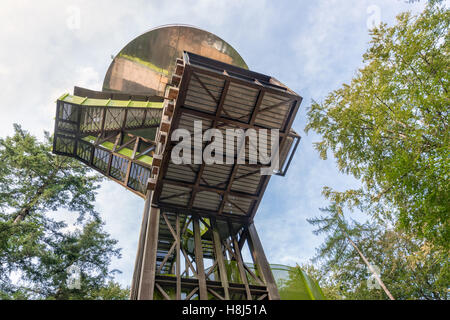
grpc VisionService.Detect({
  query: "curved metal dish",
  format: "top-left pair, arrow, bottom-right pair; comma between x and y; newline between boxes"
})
103,24 -> 248,96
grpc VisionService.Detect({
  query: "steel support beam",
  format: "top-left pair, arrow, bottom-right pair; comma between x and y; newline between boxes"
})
130,190 -> 152,299
246,223 -> 280,300
137,202 -> 160,300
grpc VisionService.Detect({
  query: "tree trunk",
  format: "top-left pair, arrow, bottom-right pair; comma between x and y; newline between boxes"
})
345,232 -> 395,300
14,208 -> 29,224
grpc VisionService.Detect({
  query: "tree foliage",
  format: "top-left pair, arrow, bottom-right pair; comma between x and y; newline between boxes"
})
0,125 -> 128,299
308,204 -> 448,300
305,2 -> 449,299
305,3 -> 449,249
0,124 -> 103,223
0,218 -> 126,299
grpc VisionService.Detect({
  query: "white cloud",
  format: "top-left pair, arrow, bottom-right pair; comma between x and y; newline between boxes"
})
73,67 -> 101,89
0,64 -> 10,76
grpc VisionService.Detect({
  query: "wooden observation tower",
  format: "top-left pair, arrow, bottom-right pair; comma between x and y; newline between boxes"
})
52,25 -> 302,300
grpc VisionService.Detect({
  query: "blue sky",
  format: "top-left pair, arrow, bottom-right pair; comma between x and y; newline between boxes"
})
0,0 -> 429,287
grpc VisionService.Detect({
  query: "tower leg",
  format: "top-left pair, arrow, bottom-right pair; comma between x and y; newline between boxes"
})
211,218 -> 230,300
193,216 -> 208,300
131,210 -> 280,300
247,223 -> 280,300
136,200 -> 160,300
130,191 -> 152,299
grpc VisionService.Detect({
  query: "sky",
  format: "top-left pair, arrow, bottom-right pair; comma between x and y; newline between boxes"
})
0,0 -> 429,287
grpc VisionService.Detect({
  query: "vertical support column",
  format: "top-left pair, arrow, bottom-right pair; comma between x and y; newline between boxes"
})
193,216 -> 208,300
130,190 -> 152,299
211,218 -> 230,300
73,104 -> 82,157
246,223 -> 280,300
137,204 -> 160,300
100,107 -> 107,133
228,221 -> 252,300
175,214 -> 181,300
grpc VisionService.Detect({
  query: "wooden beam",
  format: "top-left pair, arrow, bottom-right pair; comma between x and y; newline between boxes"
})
189,64 -> 299,100
100,107 -> 107,133
175,64 -> 185,76
156,240 -> 176,274
121,108 -> 129,132
179,107 -> 289,136
131,137 -> 140,160
249,89 -> 265,125
182,247 -> 197,277
192,72 -> 219,104
152,68 -> 192,205
176,213 -> 181,300
193,216 -> 208,300
130,190 -> 152,299
157,203 -> 248,225
162,178 -> 258,200
187,78 -> 230,209
116,136 -> 137,153
218,123 -> 249,215
185,287 -> 198,300
124,137 -> 139,187
137,205 -> 160,300
155,283 -> 171,300
208,288 -> 225,300
228,222 -> 252,300
167,87 -> 179,100
246,223 -> 280,300
211,218 -> 230,300
171,74 -> 181,87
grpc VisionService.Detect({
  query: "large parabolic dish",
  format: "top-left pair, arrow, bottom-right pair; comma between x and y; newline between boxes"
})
102,25 -> 248,96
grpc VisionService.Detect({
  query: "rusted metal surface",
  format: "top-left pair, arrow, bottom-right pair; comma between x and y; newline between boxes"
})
103,25 -> 248,96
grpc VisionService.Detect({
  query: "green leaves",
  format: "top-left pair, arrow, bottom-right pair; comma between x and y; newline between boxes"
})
308,203 -> 449,299
0,213 -> 125,299
0,125 -> 126,299
305,2 -> 449,250
0,124 -> 103,223
305,2 -> 449,299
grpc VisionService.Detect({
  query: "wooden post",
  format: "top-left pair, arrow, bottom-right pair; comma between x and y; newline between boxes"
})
246,223 -> 280,300
175,214 -> 181,300
137,205 -> 160,300
211,218 -> 230,300
130,190 -> 152,299
193,216 -> 208,300
228,222 -> 252,300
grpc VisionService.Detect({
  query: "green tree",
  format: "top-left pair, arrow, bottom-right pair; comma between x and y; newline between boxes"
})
0,124 -> 102,223
0,125 -> 128,299
305,3 -> 449,249
305,3 -> 449,299
87,281 -> 130,300
0,218 -> 125,299
308,203 -> 395,299
308,204 -> 449,300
